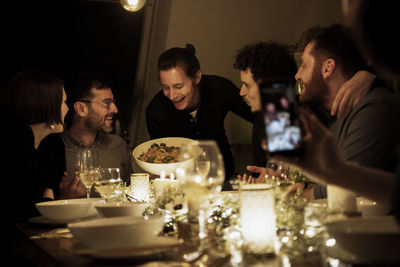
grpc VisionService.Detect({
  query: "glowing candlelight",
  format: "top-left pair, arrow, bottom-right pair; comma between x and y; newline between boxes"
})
240,184 -> 277,256
129,173 -> 150,202
153,172 -> 179,200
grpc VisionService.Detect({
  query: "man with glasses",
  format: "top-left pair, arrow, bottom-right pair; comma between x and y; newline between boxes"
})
39,72 -> 132,199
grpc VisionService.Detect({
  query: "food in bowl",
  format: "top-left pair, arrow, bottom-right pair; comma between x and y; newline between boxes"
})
138,143 -> 180,163
133,137 -> 197,175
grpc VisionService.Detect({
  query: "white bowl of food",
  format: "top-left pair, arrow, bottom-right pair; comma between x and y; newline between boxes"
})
133,137 -> 197,175
35,198 -> 104,221
326,216 -> 400,261
95,202 -> 150,218
68,216 -> 165,250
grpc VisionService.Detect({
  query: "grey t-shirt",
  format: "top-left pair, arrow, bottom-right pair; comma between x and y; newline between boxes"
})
314,86 -> 400,199
61,130 -> 133,184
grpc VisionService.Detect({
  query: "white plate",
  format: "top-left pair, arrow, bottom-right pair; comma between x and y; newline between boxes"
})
75,236 -> 182,260
28,215 -> 101,226
68,216 -> 165,250
326,216 -> 400,263
35,198 -> 104,221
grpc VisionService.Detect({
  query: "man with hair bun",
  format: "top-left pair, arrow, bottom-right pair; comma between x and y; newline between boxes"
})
146,44 -> 253,188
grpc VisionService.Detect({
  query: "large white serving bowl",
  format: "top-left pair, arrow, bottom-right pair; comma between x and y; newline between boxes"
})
326,216 -> 400,261
95,202 -> 150,218
133,137 -> 197,175
68,216 -> 165,250
35,198 -> 104,221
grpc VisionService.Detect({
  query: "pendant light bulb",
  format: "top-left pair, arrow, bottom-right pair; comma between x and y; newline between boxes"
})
120,0 -> 146,12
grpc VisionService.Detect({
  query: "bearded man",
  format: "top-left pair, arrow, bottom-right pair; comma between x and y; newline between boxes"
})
296,24 -> 400,199
39,72 -> 132,199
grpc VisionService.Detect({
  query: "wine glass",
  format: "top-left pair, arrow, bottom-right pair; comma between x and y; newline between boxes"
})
76,148 -> 100,198
266,160 -> 293,198
176,140 -> 225,260
94,168 -> 125,202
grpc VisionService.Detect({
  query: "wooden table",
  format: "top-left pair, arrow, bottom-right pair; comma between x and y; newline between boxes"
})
14,220 -> 397,267
14,222 -> 93,267
13,221 -> 282,267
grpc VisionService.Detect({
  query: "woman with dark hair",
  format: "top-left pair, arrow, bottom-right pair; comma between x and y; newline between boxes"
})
146,44 -> 254,188
0,69 -> 68,261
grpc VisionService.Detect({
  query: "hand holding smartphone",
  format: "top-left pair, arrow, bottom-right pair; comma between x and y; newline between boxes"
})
260,81 -> 303,156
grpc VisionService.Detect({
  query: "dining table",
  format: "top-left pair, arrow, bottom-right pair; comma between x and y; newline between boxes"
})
13,214 -> 400,267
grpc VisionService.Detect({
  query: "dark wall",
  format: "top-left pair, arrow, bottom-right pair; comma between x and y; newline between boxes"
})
1,0 -> 143,134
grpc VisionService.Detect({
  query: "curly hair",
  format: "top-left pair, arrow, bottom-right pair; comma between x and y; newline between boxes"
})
233,41 -> 297,83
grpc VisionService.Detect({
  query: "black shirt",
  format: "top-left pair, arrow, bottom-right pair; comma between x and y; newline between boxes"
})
146,74 -> 253,184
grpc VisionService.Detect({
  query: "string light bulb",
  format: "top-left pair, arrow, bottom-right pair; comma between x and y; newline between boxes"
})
120,0 -> 146,12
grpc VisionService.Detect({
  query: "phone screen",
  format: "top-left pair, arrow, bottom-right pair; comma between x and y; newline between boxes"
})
260,81 -> 303,156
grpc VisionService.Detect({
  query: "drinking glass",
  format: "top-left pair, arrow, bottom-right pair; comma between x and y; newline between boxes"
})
266,160 -> 293,198
94,168 -> 125,202
176,140 -> 225,260
76,148 -> 99,198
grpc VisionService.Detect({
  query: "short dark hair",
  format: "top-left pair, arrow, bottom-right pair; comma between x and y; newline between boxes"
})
233,41 -> 297,83
0,69 -> 63,125
63,72 -> 112,110
297,24 -> 367,79
158,43 -> 201,79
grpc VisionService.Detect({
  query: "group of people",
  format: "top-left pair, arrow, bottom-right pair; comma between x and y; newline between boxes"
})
2,0 -> 400,263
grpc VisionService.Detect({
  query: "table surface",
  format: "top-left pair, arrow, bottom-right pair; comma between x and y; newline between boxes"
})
13,221 -> 292,267
14,219 -> 400,267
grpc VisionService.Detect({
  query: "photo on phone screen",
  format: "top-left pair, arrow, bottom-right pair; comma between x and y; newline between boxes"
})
260,81 -> 303,156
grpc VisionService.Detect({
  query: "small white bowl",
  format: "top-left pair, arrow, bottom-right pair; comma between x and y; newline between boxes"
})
95,202 -> 150,218
68,216 -> 165,250
35,198 -> 104,221
133,137 -> 196,175
326,216 -> 400,261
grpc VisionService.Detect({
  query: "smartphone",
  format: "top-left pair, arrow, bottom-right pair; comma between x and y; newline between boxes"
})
260,81 -> 303,156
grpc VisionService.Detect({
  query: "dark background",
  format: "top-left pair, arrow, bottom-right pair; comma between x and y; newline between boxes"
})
1,0 -> 144,135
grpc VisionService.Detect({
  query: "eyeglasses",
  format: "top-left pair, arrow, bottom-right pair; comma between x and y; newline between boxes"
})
78,98 -> 116,109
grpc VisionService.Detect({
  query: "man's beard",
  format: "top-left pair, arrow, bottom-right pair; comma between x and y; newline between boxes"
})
85,115 -> 114,133
299,66 -> 335,127
300,65 -> 328,105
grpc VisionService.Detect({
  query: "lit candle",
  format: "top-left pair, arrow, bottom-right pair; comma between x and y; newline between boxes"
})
129,173 -> 150,202
240,184 -> 276,256
153,171 -> 179,200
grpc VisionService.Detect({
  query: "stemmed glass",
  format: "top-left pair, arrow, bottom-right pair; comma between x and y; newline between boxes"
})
94,168 -> 125,202
176,140 -> 225,261
76,148 -> 100,198
266,160 -> 293,198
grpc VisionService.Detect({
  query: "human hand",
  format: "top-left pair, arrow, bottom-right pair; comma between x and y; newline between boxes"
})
331,70 -> 375,118
58,172 -> 87,199
237,165 -> 267,184
273,110 -> 343,186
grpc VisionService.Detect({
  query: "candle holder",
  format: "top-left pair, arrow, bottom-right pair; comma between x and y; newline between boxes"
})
240,184 -> 277,257
128,173 -> 150,202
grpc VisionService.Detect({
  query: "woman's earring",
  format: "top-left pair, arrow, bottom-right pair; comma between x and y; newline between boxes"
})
49,124 -> 55,130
